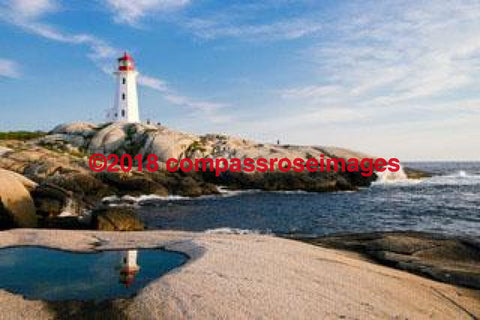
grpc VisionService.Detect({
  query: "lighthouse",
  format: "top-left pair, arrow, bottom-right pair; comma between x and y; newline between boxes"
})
108,52 -> 140,123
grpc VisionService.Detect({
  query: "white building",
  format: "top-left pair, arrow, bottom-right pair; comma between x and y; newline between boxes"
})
107,52 -> 140,123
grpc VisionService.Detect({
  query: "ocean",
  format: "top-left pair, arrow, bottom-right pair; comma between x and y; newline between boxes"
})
136,162 -> 480,238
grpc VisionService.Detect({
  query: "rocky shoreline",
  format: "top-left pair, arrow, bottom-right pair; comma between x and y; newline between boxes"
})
294,231 -> 480,290
0,122 -> 430,230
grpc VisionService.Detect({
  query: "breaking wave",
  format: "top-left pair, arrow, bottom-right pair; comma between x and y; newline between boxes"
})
373,165 -> 413,186
423,170 -> 480,186
373,166 -> 480,188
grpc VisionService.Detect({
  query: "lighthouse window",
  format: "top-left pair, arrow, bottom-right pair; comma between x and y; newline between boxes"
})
122,93 -> 125,100
122,78 -> 126,84
121,110 -> 125,117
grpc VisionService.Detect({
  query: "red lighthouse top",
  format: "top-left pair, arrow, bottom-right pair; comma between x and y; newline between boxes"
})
118,52 -> 135,71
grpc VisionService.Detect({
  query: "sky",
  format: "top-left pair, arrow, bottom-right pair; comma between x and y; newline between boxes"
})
1,0 -> 480,161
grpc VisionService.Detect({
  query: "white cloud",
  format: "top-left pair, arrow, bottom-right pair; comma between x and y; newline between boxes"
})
137,74 -> 169,92
138,74 -> 230,122
0,58 -> 21,78
1,1 -> 116,62
105,0 -> 191,25
8,0 -> 57,18
184,17 -> 323,41
277,0 -> 480,129
0,0 -> 228,123
281,85 -> 342,100
174,1 -> 326,41
164,93 -> 225,112
212,0 -> 480,159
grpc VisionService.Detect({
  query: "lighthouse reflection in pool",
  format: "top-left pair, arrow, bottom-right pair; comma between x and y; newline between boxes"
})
118,250 -> 141,287
0,247 -> 187,301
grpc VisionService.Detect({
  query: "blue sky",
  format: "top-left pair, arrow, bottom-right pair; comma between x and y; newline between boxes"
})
1,0 -> 480,160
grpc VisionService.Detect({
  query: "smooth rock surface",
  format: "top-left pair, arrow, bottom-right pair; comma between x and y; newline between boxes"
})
88,123 -> 126,154
0,169 -> 37,228
296,232 -> 480,289
50,122 -> 98,135
0,230 -> 478,320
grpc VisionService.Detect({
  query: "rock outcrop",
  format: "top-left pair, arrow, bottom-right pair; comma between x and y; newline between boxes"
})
296,232 -> 480,290
31,183 -> 83,218
0,121 -> 431,229
50,122 -> 98,135
97,171 -> 168,197
0,169 -> 37,228
36,122 -> 388,174
88,123 -> 127,154
90,207 -> 144,231
404,167 -> 432,179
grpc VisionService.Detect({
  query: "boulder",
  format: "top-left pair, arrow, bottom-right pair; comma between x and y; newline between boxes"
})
50,122 -> 98,136
0,146 -> 12,157
145,129 -> 197,161
88,123 -> 126,154
1,169 -> 38,191
0,169 -> 37,228
404,167 -> 432,179
91,207 -> 144,231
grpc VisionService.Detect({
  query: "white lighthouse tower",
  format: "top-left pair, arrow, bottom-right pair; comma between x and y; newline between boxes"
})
108,52 -> 140,123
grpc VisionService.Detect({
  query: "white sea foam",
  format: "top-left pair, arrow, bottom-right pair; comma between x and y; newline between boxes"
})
102,194 -> 194,204
422,170 -> 480,186
217,187 -> 262,196
101,188 -> 262,206
373,166 -> 480,187
374,165 -> 408,183
444,170 -> 480,179
271,190 -> 311,194
372,165 -> 421,187
57,198 -> 79,217
204,227 -> 268,235
137,194 -> 192,201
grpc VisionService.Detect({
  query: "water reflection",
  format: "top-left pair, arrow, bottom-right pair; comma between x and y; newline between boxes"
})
118,250 -> 140,287
0,247 -> 187,301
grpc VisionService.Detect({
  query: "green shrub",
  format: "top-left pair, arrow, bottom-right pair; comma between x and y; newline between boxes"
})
0,131 -> 46,140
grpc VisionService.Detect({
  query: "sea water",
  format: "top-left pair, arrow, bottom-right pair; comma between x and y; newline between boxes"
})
137,162 -> 480,238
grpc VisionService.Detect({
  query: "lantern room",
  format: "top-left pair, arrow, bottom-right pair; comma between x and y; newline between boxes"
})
118,52 -> 135,71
